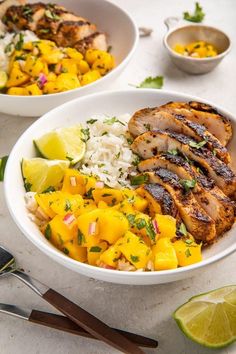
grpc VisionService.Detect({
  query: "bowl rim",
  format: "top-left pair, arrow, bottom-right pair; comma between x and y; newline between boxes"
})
0,0 -> 139,99
163,24 -> 232,62
4,88 -> 236,281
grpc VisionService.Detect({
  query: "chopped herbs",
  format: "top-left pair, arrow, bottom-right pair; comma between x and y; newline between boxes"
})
167,149 -> 178,156
127,137 -> 134,145
101,131 -> 108,136
63,247 -> 69,255
212,149 -> 217,156
45,224 -> 51,240
179,223 -> 187,236
24,181 -> 32,192
130,255 -> 139,263
0,155 -> 8,182
77,229 -> 85,245
180,179 -> 196,193
86,119 -> 98,124
146,221 -> 156,241
130,174 -> 149,186
185,248 -> 192,258
135,218 -> 146,230
81,128 -> 90,142
102,193 -> 112,197
66,156 -> 74,161
4,42 -> 13,54
183,2 -> 205,23
189,140 -> 207,149
137,76 -> 164,89
22,6 -> 33,17
185,239 -> 193,245
42,186 -> 56,193
64,199 -> 72,211
115,152 -> 121,159
85,188 -> 94,199
104,117 -> 125,126
127,214 -> 136,226
39,28 -> 50,34
90,246 -> 102,252
45,9 -> 60,20
15,33 -> 24,51
132,155 -> 141,166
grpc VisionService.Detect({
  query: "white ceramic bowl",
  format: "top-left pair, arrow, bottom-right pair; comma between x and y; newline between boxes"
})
163,17 -> 231,75
4,89 -> 236,285
0,0 -> 138,117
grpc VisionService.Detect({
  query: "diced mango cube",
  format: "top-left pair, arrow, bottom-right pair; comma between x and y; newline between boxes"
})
50,194 -> 84,216
154,248 -> 178,270
65,48 -> 83,61
173,239 -> 202,267
62,169 -> 86,195
81,70 -> 101,86
87,241 -> 107,266
25,83 -> 43,96
92,187 -> 123,206
99,245 -> 121,268
7,87 -> 28,95
56,73 -> 80,91
6,62 -> 30,87
62,240 -> 87,262
98,209 -> 129,244
154,214 -> 176,239
48,214 -> 78,248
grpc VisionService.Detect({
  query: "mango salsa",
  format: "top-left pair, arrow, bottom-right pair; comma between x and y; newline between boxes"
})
173,40 -> 218,58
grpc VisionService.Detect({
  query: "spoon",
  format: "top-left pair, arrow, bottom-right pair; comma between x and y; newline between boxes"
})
0,246 -> 145,354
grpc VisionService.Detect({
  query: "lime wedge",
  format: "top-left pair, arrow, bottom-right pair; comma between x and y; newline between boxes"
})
22,158 -> 69,193
0,71 -> 7,89
34,124 -> 86,165
174,285 -> 236,348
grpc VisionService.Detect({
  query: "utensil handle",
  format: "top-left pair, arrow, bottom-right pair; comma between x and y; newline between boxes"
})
29,310 -> 158,348
164,16 -> 181,31
43,288 -> 145,354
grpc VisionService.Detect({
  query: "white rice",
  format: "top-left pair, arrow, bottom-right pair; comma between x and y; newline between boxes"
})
79,114 -> 137,188
0,29 -> 38,71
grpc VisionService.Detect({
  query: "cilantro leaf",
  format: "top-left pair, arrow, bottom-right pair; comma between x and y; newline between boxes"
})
179,223 -> 187,236
104,117 -> 125,126
45,224 -> 52,240
180,179 -> 196,193
130,174 -> 149,186
90,246 -> 102,253
189,140 -> 207,149
183,2 -> 205,23
130,255 -> 139,263
0,156 -> 8,182
138,76 -> 164,89
81,128 -> 90,142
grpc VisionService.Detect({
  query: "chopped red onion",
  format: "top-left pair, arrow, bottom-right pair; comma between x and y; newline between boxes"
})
152,219 -> 160,234
95,181 -> 104,188
88,221 -> 98,235
63,213 -> 76,226
70,176 -> 77,186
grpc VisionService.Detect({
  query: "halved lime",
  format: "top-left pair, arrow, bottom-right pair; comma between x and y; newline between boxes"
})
34,124 -> 86,165
0,71 -> 8,89
174,285 -> 236,348
22,158 -> 69,193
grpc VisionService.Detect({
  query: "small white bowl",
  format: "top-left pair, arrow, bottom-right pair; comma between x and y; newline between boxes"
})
4,89 -> 236,285
163,17 -> 231,75
0,0 -> 138,117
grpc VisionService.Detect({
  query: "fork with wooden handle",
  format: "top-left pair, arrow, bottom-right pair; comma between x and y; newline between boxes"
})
0,246 -> 150,353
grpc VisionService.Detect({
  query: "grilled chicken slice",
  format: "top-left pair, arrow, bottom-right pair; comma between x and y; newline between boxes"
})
139,154 -> 235,236
132,130 -> 236,197
128,107 -> 229,163
146,168 -> 216,243
74,32 -> 108,53
3,2 -> 107,51
160,101 -> 232,146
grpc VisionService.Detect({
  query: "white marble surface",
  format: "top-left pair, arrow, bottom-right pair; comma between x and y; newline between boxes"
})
0,0 -> 236,353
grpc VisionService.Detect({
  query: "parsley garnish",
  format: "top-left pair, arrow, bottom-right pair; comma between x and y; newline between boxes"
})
81,128 -> 90,142
85,187 -> 94,199
104,117 -> 125,126
86,119 -> 98,124
189,140 -> 207,149
179,223 -> 187,236
77,229 -> 85,245
137,76 -> 164,89
132,154 -> 141,166
167,149 -> 178,156
127,214 -> 136,226
185,248 -> 191,258
90,246 -> 102,253
15,33 -> 24,50
42,186 -> 55,193
135,218 -> 146,230
130,255 -> 139,263
0,156 -> 8,182
130,174 -> 149,186
180,179 -> 196,193
63,247 -> 69,255
183,2 -> 205,23
146,221 -> 156,241
185,239 -> 193,245
24,181 -> 32,192
45,224 -> 51,240
64,199 -> 72,211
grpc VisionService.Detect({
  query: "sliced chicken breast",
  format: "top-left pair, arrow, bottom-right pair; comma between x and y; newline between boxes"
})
131,130 -> 236,197
128,107 -> 230,163
74,32 -> 108,53
146,168 -> 216,243
139,154 -> 235,235
160,101 -> 232,146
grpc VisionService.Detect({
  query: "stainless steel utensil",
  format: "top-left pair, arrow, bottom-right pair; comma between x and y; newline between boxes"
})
0,246 -> 145,354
